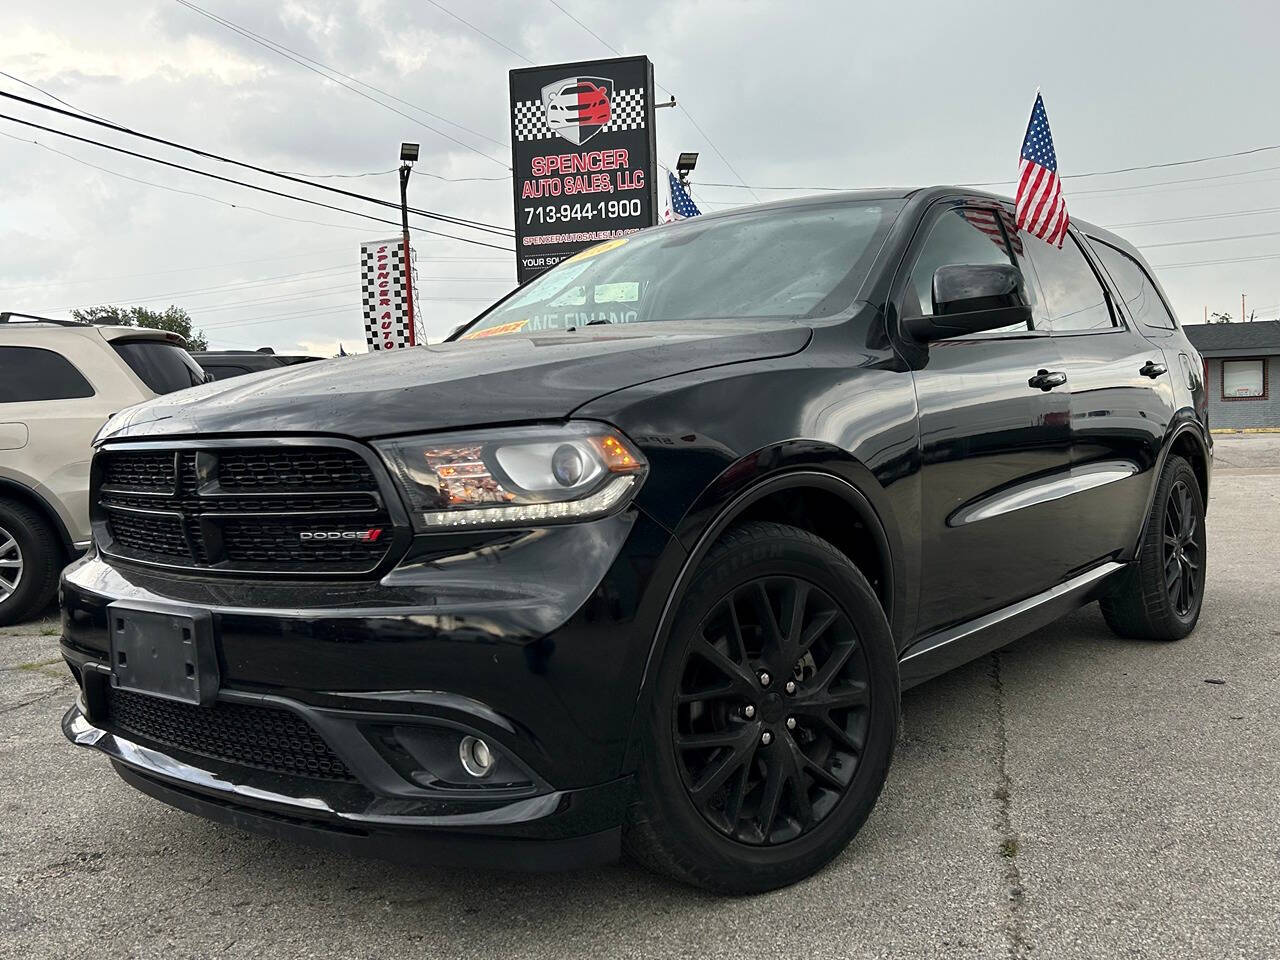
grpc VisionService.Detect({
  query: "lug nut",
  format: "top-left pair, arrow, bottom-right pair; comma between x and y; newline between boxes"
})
785,717 -> 796,730
760,731 -> 773,745
743,705 -> 756,719
759,671 -> 772,687
784,680 -> 796,694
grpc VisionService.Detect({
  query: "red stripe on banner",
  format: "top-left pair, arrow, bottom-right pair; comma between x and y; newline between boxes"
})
1019,165 -> 1046,227
1015,161 -> 1036,219
1028,170 -> 1054,235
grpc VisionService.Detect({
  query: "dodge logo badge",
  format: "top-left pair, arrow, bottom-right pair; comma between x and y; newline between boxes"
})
299,528 -> 383,542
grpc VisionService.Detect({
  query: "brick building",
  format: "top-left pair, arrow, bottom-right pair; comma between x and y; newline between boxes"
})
1183,321 -> 1280,430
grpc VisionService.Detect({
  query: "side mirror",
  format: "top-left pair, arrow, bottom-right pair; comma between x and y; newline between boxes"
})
905,263 -> 1032,342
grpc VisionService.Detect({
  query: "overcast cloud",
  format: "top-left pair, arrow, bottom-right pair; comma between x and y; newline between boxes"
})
2,0 -> 1278,352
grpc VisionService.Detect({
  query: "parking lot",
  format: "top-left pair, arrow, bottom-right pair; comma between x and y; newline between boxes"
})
2,434 -> 1277,960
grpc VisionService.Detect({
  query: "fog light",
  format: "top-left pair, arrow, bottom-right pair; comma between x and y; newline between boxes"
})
459,735 -> 494,778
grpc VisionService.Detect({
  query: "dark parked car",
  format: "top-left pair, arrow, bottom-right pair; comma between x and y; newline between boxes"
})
59,187 -> 1210,893
191,348 -> 322,381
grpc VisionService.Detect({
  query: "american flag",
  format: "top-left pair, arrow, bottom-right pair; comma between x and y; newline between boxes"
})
1015,93 -> 1068,247
666,171 -> 701,221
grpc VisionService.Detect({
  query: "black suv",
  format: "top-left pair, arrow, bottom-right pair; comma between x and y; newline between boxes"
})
60,188 -> 1210,893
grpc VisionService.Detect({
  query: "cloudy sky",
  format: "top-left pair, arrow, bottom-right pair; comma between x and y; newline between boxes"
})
2,0 -> 1279,353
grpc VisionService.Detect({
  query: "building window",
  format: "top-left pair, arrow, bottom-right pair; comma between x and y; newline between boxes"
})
1221,358 -> 1267,400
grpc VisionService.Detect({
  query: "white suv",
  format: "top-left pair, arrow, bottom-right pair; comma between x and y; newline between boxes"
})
0,314 -> 208,624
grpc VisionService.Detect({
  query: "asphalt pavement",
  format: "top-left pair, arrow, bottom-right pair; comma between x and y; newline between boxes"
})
2,433 -> 1277,959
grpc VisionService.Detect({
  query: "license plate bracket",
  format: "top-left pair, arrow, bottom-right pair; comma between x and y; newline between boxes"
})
107,602 -> 218,706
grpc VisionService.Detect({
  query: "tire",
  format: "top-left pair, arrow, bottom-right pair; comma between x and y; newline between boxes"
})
624,521 -> 899,894
1100,455 -> 1206,641
0,500 -> 61,627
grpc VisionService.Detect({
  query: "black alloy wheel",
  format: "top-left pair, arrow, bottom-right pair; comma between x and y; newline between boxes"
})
674,576 -> 870,845
625,521 -> 898,894
1162,478 -> 1202,618
1100,454 -> 1206,641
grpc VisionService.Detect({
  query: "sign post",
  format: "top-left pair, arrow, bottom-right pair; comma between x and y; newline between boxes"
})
508,56 -> 658,283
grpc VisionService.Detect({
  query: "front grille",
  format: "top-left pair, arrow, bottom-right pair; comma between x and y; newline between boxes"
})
105,686 -> 357,783
105,510 -> 189,560
101,452 -> 176,491
218,449 -> 375,490
95,442 -> 396,575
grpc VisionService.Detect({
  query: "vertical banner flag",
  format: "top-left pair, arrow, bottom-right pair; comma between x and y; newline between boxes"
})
1015,93 -> 1069,247
360,238 -> 412,351
509,56 -> 658,283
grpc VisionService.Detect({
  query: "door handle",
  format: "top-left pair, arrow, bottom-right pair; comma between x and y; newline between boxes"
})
1139,360 -> 1168,379
1028,369 -> 1067,391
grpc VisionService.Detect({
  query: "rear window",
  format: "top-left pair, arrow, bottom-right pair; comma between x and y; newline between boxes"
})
112,340 -> 207,394
1087,238 -> 1177,330
201,364 -> 252,380
0,346 -> 95,402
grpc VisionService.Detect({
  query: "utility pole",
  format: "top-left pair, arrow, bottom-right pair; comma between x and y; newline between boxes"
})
1204,305 -> 1207,324
399,142 -> 419,347
1242,292 -> 1246,325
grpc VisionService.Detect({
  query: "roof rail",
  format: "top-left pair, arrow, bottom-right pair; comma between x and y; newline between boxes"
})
0,311 -> 90,327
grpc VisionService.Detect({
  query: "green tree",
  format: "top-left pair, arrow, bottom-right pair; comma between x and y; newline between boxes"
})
69,304 -> 208,351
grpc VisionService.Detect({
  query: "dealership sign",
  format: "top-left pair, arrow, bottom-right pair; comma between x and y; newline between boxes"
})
360,238 -> 412,351
509,56 -> 658,283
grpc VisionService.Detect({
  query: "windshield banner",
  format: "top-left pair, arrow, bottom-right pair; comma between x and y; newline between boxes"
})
509,56 -> 658,283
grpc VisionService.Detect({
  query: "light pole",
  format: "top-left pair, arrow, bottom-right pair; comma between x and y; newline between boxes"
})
399,142 -> 419,346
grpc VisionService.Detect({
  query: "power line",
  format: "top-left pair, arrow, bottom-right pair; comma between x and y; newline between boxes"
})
1152,251 -> 1280,269
1103,206 -> 1280,230
0,69 -> 108,122
0,111 -> 516,252
174,0 -> 511,158
423,0 -> 532,63
963,141 -> 1280,186
545,0 -> 624,56
0,128 -> 386,236
0,88 -> 513,236
1140,228 -> 1280,250
539,0 -> 761,203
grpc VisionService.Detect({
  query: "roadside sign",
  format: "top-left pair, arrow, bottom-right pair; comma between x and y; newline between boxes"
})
360,238 -> 412,350
509,56 -> 658,283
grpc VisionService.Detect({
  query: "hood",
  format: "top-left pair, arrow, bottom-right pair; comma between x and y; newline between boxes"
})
99,320 -> 812,441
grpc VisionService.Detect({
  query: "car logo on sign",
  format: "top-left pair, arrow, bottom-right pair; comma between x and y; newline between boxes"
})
541,76 -> 613,145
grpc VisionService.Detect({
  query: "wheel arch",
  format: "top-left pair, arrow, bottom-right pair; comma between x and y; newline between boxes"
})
1133,416 -> 1211,559
622,459 -> 902,774
0,477 -> 76,558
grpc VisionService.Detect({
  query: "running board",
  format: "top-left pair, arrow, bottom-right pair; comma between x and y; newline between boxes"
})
898,561 -> 1125,690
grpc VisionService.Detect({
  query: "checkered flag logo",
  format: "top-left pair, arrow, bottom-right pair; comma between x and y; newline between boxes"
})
512,86 -> 646,143
360,238 -> 411,351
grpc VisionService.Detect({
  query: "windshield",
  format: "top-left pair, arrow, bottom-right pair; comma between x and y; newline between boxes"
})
462,199 -> 903,338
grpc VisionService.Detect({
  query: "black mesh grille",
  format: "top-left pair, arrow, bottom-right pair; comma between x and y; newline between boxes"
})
221,519 -> 388,565
101,452 -> 175,491
96,443 -> 394,575
218,449 -> 375,490
105,686 -> 357,783
104,510 -> 188,559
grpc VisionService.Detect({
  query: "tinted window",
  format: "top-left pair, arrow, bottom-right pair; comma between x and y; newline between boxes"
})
463,200 -> 904,337
201,364 -> 252,380
1025,233 -> 1116,332
112,341 -> 206,394
904,207 -> 1040,334
0,346 -> 95,402
1088,239 -> 1176,329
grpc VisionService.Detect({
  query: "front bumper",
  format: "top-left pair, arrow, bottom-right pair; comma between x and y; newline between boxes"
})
59,506 -> 686,867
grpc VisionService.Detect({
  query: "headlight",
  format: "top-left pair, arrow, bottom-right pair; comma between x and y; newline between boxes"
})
375,423 -> 647,530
